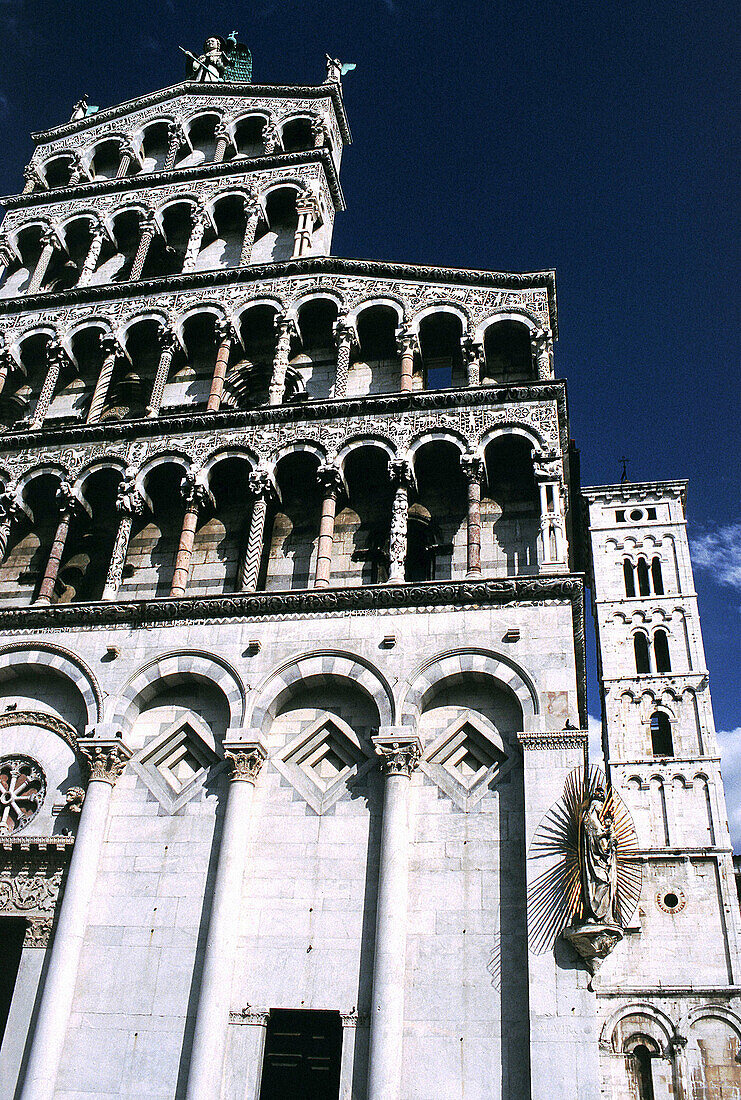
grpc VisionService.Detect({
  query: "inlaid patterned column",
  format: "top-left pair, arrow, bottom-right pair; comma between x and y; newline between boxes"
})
268,315 -> 296,406
532,328 -> 552,380
35,481 -> 82,605
68,152 -> 88,186
101,476 -> 144,602
239,194 -> 261,265
206,318 -> 235,412
314,463 -> 343,588
146,326 -> 176,417
395,326 -> 418,393
388,459 -> 413,582
461,335 -> 484,387
238,469 -> 276,592
332,317 -> 357,399
461,452 -> 484,577
184,738 -> 267,1100
169,472 -> 214,597
367,732 -> 422,1100
0,484 -> 22,564
77,222 -> 107,287
22,165 -> 42,194
0,238 -> 14,286
30,340 -> 68,429
182,206 -> 209,272
129,211 -> 157,281
164,120 -> 185,169
116,140 -> 138,178
85,332 -> 121,424
292,193 -> 318,258
311,116 -> 327,148
19,739 -> 131,1100
27,227 -> 59,294
213,122 -> 233,163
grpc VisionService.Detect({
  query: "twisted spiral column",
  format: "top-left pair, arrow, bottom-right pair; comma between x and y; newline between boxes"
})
146,327 -> 176,417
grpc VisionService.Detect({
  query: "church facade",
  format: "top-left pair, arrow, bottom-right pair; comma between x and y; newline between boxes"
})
0,36 -> 738,1100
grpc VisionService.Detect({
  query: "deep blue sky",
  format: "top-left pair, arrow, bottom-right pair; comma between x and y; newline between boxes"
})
0,0 -> 738,813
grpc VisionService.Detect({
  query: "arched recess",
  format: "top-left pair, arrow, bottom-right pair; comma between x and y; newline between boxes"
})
109,651 -> 245,737
400,648 -> 538,728
0,643 -> 101,732
0,710 -> 87,836
249,651 -> 395,732
600,1002 -> 676,1056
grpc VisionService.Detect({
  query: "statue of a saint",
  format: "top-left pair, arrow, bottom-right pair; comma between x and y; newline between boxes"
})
183,37 -> 226,82
579,788 -> 618,924
70,95 -> 89,121
324,55 -> 356,84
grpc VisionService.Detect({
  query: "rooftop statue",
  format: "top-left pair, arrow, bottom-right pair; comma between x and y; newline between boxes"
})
324,54 -> 357,84
180,32 -> 253,84
69,94 -> 98,121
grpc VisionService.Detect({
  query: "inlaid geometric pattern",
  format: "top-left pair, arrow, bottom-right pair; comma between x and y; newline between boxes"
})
421,713 -> 510,811
273,713 -> 374,814
131,716 -> 222,813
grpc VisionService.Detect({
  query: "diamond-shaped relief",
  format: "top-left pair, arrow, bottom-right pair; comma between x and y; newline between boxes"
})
130,715 -> 223,813
273,714 -> 374,814
421,713 -> 512,811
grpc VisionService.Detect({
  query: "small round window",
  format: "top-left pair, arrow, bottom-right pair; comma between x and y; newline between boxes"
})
656,887 -> 685,914
0,756 -> 47,835
630,508 -> 644,522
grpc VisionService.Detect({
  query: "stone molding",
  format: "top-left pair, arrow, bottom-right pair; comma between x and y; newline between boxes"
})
517,729 -> 588,750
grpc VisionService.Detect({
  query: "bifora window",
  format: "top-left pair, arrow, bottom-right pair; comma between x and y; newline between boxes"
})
259,1009 -> 342,1100
0,918 -> 26,1046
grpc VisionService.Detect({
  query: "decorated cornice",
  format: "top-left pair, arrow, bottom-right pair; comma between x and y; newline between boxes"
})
0,256 -> 558,335
0,381 -> 568,457
0,835 -> 73,947
0,834 -> 74,854
581,481 -> 687,509
0,575 -> 588,727
32,81 -> 352,145
1,148 -> 344,212
517,729 -> 588,751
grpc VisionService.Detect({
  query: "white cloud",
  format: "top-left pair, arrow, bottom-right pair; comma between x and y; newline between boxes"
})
717,728 -> 741,850
691,522 -> 741,591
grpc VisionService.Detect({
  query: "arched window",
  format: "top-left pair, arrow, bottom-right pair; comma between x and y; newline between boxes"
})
623,559 -> 636,597
634,632 -> 650,674
650,712 -> 673,757
637,558 -> 650,596
651,556 -> 664,595
653,629 -> 671,673
631,1044 -> 655,1100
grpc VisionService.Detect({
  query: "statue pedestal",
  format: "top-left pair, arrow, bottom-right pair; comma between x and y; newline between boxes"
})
562,921 -> 623,977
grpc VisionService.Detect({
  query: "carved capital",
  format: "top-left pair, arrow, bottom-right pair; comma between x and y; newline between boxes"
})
39,226 -> 61,252
460,335 -> 484,363
214,317 -> 237,345
157,325 -> 176,354
395,326 -> 419,357
55,479 -> 83,517
460,452 -> 484,483
167,121 -> 185,147
78,738 -> 131,785
98,331 -> 123,363
388,458 -> 414,490
115,475 -> 145,517
248,467 -> 277,503
333,318 -> 358,349
372,733 -> 422,777
317,462 -> 344,499
180,471 -> 214,513
0,484 -> 23,524
223,741 -> 267,783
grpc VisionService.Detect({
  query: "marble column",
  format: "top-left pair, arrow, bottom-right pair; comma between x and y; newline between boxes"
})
292,193 -> 318,259
213,122 -> 232,164
184,739 -> 267,1100
129,212 -> 157,281
0,348 -> 15,399
164,121 -> 185,169
0,239 -> 15,286
77,223 -> 107,287
314,463 -> 343,588
0,485 -> 22,564
27,228 -> 59,294
22,165 -> 41,194
262,119 -> 280,154
68,152 -> 88,186
238,469 -> 275,592
30,341 -> 67,429
268,316 -> 295,406
35,481 -> 81,605
532,329 -> 552,380
101,478 -> 144,602
388,459 -> 413,583
18,740 -> 131,1100
206,319 -> 235,412
182,206 -> 209,272
116,140 -> 137,178
146,327 -> 176,417
461,335 -> 484,387
396,326 -> 418,394
332,318 -> 356,399
85,332 -> 121,424
367,732 -> 422,1100
311,117 -> 327,148
461,452 -> 484,577
239,196 -> 261,265
535,463 -> 567,570
169,473 -> 213,597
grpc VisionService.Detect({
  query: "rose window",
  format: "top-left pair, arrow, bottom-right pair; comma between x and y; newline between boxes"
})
0,756 -> 46,835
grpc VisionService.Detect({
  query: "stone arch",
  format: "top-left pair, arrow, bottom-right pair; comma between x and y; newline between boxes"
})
0,642 -> 102,729
119,309 -> 171,340
75,458 -> 127,496
478,423 -> 546,456
336,435 -> 396,467
270,439 -> 327,468
410,302 -> 469,333
474,309 -> 541,341
201,445 -> 260,480
600,1002 -> 676,1055
407,430 -> 468,459
291,289 -> 345,314
349,296 -> 405,327
109,650 -> 246,735
249,651 -> 395,731
400,648 -> 538,727
679,1002 -> 741,1042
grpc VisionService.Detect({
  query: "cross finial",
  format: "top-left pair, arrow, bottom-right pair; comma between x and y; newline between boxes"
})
619,457 -> 629,484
